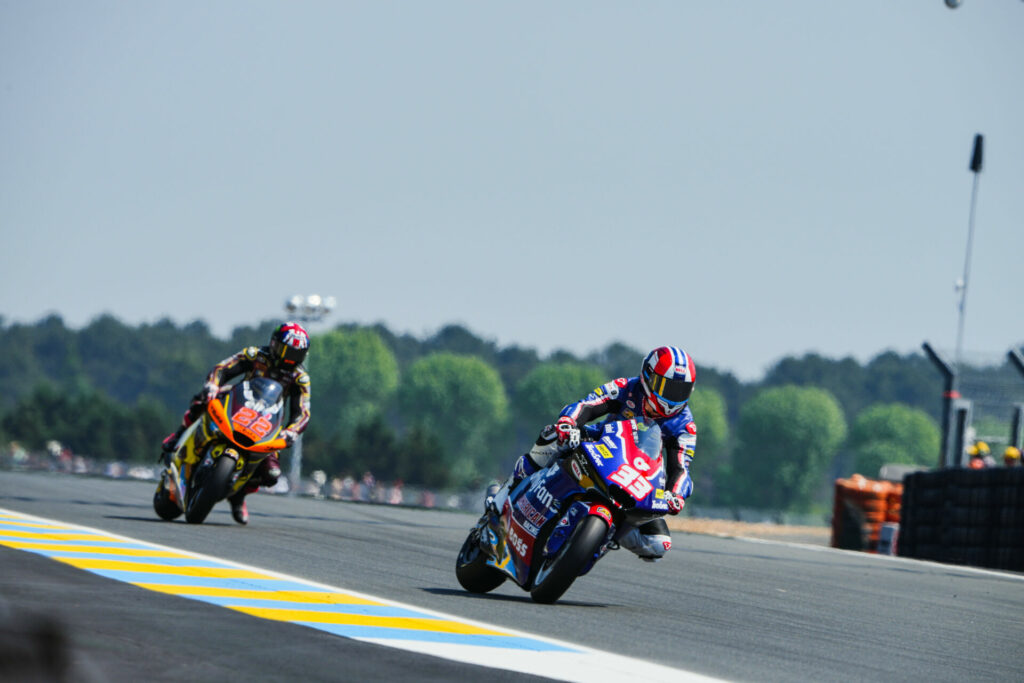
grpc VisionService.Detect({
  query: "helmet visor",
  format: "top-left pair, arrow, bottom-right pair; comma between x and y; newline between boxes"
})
272,339 -> 307,366
644,369 -> 693,404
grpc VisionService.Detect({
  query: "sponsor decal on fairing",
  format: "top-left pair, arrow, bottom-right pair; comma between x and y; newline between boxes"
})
588,504 -> 613,524
570,459 -> 583,481
507,520 -> 533,559
514,496 -> 549,528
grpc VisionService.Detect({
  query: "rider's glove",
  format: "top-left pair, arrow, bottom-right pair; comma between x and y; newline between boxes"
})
203,382 -> 220,403
280,429 -> 298,447
554,416 -> 580,450
665,491 -> 685,515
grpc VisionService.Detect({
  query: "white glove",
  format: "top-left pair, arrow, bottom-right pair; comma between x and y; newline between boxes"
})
204,382 -> 221,402
280,429 -> 298,446
554,416 -> 580,450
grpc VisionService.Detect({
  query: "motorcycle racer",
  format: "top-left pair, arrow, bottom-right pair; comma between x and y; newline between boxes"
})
488,346 -> 696,562
159,321 -> 312,524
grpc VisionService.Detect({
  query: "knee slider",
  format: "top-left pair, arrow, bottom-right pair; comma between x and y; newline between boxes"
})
619,527 -> 672,560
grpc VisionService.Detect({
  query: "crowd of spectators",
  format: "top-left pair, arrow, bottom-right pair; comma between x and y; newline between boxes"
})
2,440 -> 470,511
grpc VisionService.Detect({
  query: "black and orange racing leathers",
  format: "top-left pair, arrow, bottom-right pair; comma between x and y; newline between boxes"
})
162,345 -> 311,491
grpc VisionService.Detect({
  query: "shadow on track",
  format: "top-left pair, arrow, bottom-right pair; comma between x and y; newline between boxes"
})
422,587 -> 610,608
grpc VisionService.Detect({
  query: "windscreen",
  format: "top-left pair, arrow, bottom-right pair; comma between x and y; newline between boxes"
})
633,420 -> 663,459
236,377 -> 284,412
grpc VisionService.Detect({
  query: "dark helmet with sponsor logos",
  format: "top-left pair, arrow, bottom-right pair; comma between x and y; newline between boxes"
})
268,321 -> 310,369
639,346 -> 695,419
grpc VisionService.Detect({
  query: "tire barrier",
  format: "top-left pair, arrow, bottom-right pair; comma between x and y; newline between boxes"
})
898,467 -> 1024,571
831,475 -> 903,553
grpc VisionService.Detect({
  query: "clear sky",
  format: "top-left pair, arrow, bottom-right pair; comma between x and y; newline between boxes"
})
1,1 -> 1021,381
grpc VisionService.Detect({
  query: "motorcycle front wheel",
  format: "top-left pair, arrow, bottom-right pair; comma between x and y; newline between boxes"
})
455,523 -> 507,593
185,455 -> 236,524
530,514 -> 608,604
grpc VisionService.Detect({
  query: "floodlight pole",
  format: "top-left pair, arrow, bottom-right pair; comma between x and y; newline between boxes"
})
283,294 -> 335,496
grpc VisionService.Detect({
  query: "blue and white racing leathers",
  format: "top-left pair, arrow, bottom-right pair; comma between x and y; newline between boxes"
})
523,376 -> 698,561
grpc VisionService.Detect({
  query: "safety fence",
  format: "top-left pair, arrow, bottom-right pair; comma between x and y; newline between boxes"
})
832,469 -> 1024,571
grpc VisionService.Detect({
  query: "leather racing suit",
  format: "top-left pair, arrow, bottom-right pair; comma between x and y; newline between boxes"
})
521,376 -> 696,561
162,345 -> 311,495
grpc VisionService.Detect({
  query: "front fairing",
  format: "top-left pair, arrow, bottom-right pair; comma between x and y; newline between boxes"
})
165,378 -> 287,505
208,378 -> 289,453
578,419 -> 669,521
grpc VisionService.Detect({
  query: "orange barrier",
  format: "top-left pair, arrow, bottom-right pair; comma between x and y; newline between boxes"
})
831,474 -> 903,552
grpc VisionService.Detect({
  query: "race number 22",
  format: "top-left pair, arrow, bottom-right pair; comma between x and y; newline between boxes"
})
232,406 -> 273,439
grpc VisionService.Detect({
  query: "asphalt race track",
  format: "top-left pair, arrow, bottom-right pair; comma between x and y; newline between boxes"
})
1,471 -> 1022,682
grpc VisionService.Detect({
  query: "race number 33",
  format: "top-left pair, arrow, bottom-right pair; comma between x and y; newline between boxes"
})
609,464 -> 653,500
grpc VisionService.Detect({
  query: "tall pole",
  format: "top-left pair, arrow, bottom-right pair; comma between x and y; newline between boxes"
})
954,133 -> 984,379
284,294 -> 335,496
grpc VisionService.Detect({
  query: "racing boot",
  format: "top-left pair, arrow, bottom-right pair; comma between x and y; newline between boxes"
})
259,454 -> 282,489
228,491 -> 249,525
486,454 -> 539,515
158,430 -> 181,466
483,482 -> 501,514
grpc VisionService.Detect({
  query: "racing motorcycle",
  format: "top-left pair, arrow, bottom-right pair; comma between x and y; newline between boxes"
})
153,377 -> 288,524
456,418 -> 670,604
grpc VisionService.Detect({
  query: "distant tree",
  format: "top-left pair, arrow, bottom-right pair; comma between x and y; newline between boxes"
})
77,315 -> 164,402
694,366 -> 749,425
1,383 -> 168,461
347,413 -> 400,480
226,320 -> 278,353
764,353 -> 866,420
586,342 -> 643,379
307,328 -> 399,440
423,324 -> 498,361
863,352 -> 943,423
493,346 -> 541,394
847,403 -> 940,478
687,386 -> 730,505
398,353 -> 508,487
689,387 -> 729,459
364,323 -> 423,371
513,362 -> 606,434
730,385 -> 847,511
395,422 -> 449,488
0,315 -> 81,411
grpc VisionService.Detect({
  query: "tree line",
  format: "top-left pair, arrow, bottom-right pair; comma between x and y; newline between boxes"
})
3,313 -> 1011,512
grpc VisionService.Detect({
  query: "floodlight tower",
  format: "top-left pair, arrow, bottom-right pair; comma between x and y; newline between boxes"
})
282,294 -> 335,496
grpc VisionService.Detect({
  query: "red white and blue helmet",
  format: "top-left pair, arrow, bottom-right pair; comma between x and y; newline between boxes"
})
639,346 -> 695,419
269,322 -> 310,368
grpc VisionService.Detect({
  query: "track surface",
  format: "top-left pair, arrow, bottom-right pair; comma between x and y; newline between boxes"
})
2,471 -> 1022,682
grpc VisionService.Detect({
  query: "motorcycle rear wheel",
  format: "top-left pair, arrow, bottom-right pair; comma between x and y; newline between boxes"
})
530,515 -> 608,604
455,524 -> 506,593
185,455 -> 236,524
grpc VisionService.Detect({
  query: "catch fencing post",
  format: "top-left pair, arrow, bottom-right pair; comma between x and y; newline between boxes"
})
923,342 -> 958,468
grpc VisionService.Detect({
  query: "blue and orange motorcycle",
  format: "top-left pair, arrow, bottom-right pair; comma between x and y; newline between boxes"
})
456,418 -> 670,604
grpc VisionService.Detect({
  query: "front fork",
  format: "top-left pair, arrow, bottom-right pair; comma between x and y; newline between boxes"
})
541,499 -> 618,572
183,445 -> 247,498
